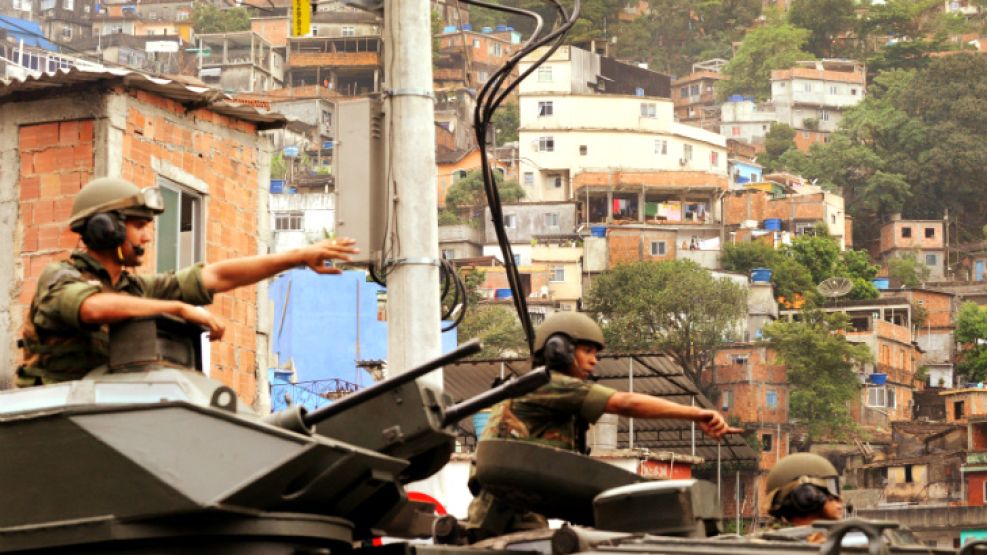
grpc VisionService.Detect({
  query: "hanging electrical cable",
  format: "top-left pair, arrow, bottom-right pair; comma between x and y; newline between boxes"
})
460,0 -> 581,351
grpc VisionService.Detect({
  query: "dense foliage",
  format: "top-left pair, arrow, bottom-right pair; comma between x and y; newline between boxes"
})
955,302 -> 987,383
761,310 -> 872,440
584,260 -> 748,391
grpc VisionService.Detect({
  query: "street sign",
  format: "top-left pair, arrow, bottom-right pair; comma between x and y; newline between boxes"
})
291,0 -> 311,37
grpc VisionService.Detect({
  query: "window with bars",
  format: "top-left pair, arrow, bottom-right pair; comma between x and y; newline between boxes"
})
274,211 -> 304,231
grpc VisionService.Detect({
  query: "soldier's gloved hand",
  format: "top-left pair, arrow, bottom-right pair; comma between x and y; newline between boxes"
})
178,304 -> 226,341
299,238 -> 359,275
695,409 -> 743,439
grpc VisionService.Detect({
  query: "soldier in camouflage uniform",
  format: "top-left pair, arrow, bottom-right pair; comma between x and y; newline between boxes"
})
17,176 -> 359,386
464,312 -> 740,542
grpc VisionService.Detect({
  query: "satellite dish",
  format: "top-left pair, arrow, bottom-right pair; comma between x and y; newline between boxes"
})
817,276 -> 854,298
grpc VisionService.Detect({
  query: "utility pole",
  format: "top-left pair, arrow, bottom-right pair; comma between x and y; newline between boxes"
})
382,0 -> 442,384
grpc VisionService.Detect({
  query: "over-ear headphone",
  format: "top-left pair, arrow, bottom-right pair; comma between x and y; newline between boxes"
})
543,333 -> 575,372
78,211 -> 126,251
789,483 -> 829,514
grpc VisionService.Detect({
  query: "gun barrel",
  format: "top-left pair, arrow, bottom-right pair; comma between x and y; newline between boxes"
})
441,367 -> 550,427
302,339 -> 482,428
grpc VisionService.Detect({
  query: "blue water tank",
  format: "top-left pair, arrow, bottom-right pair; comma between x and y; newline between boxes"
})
763,218 -> 782,231
869,373 -> 888,385
495,288 -> 512,299
590,225 -> 607,238
481,26 -> 493,33
751,268 -> 773,283
270,179 -> 284,194
728,95 -> 745,102
495,24 -> 507,32
872,277 -> 890,290
443,25 -> 457,33
462,24 -> 472,31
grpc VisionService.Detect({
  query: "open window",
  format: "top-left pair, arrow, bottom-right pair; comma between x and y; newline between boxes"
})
156,177 -> 204,273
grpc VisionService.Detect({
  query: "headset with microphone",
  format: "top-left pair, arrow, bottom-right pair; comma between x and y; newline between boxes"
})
74,211 -> 146,259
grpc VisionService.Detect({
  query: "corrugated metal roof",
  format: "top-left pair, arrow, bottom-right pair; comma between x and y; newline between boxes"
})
444,353 -> 758,463
0,66 -> 288,129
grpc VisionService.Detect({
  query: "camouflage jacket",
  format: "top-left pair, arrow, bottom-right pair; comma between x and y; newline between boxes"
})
478,371 -> 617,452
18,251 -> 213,386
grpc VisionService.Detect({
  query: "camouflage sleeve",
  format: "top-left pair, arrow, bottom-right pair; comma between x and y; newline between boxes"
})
32,263 -> 102,332
137,263 -> 214,305
527,373 -> 616,424
580,383 -> 617,424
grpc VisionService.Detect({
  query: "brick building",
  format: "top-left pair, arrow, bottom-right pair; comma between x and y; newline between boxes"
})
782,298 -> 922,431
671,59 -> 726,132
434,27 -> 519,89
285,35 -> 381,95
0,68 -> 283,406
882,288 -> 957,388
722,180 -> 850,250
878,215 -> 946,281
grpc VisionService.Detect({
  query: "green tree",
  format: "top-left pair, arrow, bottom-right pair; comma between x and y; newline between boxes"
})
720,242 -> 816,306
788,0 -> 855,58
605,0 -> 762,74
191,2 -> 251,34
450,268 -> 529,359
785,234 -> 841,284
490,102 -> 519,144
836,249 -> 880,300
956,302 -> 987,382
718,20 -> 814,101
459,305 -> 530,359
445,169 -> 524,224
761,310 -> 871,440
888,252 -> 930,287
758,123 -> 798,173
584,260 -> 748,391
899,54 -> 987,242
721,235 -> 879,304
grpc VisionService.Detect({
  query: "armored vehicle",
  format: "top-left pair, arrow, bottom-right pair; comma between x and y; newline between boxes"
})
0,315 -> 548,553
0,316 -> 980,554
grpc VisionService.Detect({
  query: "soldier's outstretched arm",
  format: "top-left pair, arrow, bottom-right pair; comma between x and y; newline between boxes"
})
79,293 -> 225,339
604,392 -> 742,439
200,238 -> 359,293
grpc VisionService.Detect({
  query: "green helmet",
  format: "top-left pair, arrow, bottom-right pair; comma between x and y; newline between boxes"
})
766,453 -> 840,512
533,312 -> 605,354
69,177 -> 165,231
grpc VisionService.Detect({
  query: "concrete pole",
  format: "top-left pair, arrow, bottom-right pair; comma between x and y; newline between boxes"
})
628,357 -> 635,449
383,0 -> 442,385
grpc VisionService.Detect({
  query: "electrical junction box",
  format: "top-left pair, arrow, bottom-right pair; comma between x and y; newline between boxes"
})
334,96 -> 387,265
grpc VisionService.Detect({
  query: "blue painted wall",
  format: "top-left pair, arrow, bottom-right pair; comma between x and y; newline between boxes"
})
268,268 -> 457,411
732,160 -> 763,185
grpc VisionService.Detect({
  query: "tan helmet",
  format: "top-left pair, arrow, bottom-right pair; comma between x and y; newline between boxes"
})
766,453 -> 840,510
69,177 -> 165,231
533,312 -> 605,354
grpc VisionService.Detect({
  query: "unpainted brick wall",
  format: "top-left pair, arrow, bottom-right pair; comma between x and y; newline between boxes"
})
121,89 -> 262,403
17,119 -> 95,312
